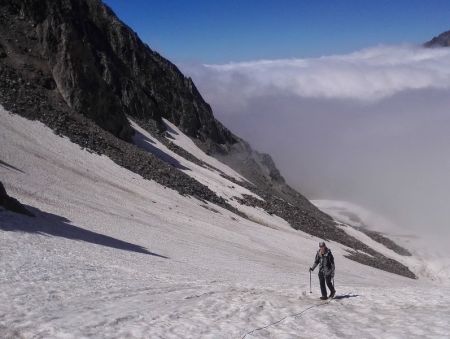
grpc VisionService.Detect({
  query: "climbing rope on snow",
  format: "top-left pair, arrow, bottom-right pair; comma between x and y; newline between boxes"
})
240,292 -> 350,339
240,303 -> 325,339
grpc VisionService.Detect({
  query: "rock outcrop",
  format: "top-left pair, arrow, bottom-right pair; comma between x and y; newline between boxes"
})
0,0 -> 236,144
0,181 -> 34,217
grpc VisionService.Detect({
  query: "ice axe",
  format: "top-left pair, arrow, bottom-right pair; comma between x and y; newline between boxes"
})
309,269 -> 312,294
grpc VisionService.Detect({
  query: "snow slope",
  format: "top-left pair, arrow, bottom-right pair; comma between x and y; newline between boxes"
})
1,107 -> 450,338
161,118 -> 248,183
130,119 -> 259,203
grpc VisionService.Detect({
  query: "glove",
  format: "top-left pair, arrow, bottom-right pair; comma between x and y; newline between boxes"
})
309,267 -> 313,272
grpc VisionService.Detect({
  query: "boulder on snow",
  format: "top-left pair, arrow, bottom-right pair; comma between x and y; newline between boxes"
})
0,181 -> 34,217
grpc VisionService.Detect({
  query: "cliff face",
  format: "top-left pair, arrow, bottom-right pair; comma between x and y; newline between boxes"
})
0,0 -> 236,144
0,0 -> 286,195
0,0 -> 243,212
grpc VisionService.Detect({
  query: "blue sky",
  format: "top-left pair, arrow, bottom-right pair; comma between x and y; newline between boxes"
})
104,0 -> 450,63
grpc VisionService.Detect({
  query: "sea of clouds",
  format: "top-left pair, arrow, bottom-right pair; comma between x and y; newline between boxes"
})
181,45 -> 450,244
185,45 -> 450,105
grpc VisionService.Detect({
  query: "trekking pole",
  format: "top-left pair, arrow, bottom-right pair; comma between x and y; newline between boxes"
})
309,270 -> 312,294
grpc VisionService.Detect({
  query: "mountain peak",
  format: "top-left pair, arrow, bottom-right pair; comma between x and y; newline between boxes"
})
424,29 -> 450,47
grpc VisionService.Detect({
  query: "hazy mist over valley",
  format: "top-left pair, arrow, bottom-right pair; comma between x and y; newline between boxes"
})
183,45 -> 450,242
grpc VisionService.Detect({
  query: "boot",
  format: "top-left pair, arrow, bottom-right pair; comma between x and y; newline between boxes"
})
320,296 -> 328,300
329,290 -> 336,299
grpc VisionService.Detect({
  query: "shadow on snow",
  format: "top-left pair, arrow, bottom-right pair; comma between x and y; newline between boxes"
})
0,205 -> 169,259
0,159 -> 25,173
334,293 -> 359,300
132,128 -> 190,171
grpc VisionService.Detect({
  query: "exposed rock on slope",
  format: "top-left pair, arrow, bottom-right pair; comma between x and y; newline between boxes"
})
0,181 -> 34,217
0,65 -> 234,211
215,140 -> 286,187
0,0 -> 235,145
234,193 -> 415,279
0,1 -> 238,211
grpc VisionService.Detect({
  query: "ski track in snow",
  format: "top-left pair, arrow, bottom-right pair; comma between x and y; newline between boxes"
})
1,107 -> 450,338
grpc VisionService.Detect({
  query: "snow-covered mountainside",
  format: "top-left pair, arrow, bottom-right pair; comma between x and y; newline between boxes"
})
1,0 -> 450,337
0,0 -> 416,278
2,107 -> 450,338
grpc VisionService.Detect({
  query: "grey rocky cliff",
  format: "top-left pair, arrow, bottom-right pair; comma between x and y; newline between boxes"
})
0,0 -> 277,192
216,140 -> 286,187
1,0 -> 236,144
0,0 -> 238,214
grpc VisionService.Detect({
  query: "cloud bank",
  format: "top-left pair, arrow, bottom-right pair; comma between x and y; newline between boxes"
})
185,45 -> 450,106
180,45 -> 450,248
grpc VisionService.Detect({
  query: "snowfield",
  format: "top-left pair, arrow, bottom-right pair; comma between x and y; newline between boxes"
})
1,107 -> 449,338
